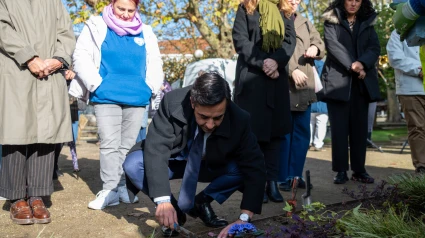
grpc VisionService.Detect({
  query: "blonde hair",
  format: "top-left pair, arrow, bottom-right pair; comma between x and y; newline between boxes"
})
243,0 -> 292,18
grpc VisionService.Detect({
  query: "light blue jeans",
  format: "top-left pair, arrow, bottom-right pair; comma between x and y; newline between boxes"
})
94,104 -> 145,191
136,104 -> 149,143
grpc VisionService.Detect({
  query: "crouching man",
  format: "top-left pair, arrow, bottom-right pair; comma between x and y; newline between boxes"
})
123,72 -> 266,237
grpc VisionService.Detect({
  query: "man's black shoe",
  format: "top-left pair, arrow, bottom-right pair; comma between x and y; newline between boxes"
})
263,192 -> 269,203
266,181 -> 284,202
351,172 -> 374,184
298,178 -> 313,190
416,167 -> 425,174
334,171 -> 349,184
187,202 -> 228,228
278,180 -> 292,192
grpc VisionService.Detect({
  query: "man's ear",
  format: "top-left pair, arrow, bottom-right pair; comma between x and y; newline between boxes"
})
190,97 -> 195,109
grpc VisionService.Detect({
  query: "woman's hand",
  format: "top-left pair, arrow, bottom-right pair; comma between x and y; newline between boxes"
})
351,61 -> 364,73
44,59 -> 63,74
358,69 -> 366,80
263,58 -> 278,76
304,45 -> 318,58
27,57 -> 49,78
64,70 -> 76,80
292,69 -> 308,88
269,70 -> 279,79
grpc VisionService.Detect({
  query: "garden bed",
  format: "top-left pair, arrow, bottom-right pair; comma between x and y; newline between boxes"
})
197,199 -> 376,238
195,175 -> 425,238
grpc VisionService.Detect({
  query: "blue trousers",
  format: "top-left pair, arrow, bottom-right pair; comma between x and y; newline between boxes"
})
278,106 -> 311,182
123,150 -> 243,206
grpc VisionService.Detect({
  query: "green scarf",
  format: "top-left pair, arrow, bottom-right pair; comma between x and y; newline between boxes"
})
259,0 -> 285,53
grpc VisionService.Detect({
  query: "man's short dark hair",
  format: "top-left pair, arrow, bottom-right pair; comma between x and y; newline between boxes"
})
190,72 -> 231,106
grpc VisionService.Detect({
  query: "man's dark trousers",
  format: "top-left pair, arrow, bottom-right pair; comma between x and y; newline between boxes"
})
123,150 -> 243,206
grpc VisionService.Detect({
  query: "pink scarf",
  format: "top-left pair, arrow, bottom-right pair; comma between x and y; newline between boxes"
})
102,4 -> 143,36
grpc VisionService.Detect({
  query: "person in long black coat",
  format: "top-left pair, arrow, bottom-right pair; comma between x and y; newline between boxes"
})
232,0 -> 296,203
320,0 -> 380,184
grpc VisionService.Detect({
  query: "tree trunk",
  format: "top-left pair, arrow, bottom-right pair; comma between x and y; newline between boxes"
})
386,86 -> 402,122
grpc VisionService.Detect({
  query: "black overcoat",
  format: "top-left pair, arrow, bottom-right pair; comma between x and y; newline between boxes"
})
320,8 -> 381,102
232,4 -> 296,142
129,86 -> 266,214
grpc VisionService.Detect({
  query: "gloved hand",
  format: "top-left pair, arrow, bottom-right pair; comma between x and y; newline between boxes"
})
392,2 -> 420,41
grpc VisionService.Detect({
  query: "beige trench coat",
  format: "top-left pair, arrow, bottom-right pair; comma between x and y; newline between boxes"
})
0,0 -> 76,144
288,12 -> 325,111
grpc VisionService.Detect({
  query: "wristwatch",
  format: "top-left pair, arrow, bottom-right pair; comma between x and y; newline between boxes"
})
239,213 -> 251,223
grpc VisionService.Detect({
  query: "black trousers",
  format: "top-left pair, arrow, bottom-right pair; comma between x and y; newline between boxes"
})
0,144 -> 55,200
259,137 -> 283,181
327,81 -> 369,173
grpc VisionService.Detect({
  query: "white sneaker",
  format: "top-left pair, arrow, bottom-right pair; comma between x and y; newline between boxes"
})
118,186 -> 139,204
0,196 -> 7,201
88,190 -> 119,210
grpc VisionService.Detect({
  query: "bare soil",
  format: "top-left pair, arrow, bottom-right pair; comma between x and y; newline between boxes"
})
0,142 -> 415,238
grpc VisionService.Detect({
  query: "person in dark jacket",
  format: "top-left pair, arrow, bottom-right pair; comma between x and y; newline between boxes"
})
278,0 -> 325,192
232,0 -> 296,203
123,73 -> 266,237
321,0 -> 380,184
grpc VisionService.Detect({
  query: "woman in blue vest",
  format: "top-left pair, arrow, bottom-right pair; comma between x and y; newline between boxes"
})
71,0 -> 164,210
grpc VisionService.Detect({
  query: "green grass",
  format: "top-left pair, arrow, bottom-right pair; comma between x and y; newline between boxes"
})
339,205 -> 425,238
324,127 -> 408,143
371,127 -> 408,142
389,173 -> 425,209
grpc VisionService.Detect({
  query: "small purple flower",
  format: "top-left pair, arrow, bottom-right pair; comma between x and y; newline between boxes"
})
228,223 -> 257,235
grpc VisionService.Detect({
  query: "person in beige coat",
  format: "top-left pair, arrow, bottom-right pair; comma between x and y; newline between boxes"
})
278,0 -> 325,191
0,0 -> 75,225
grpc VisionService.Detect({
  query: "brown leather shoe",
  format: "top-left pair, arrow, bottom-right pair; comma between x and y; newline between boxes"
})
10,200 -> 33,225
29,197 -> 51,224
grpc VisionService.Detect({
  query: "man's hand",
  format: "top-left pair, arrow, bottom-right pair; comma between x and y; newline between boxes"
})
358,69 -> 366,80
351,61 -> 364,73
217,220 -> 248,238
217,210 -> 254,237
44,59 -> 63,74
304,45 -> 318,58
419,67 -> 423,79
27,57 -> 49,78
64,70 -> 76,81
263,58 -> 278,76
292,69 -> 308,88
155,202 -> 178,230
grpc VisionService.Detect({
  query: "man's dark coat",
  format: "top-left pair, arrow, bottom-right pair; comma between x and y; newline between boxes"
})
129,86 -> 266,214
